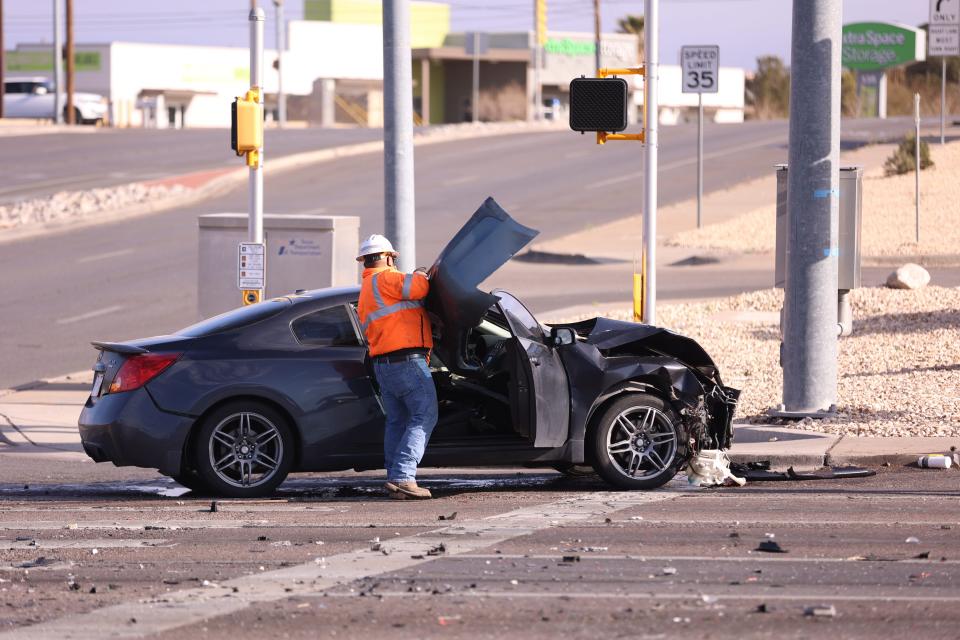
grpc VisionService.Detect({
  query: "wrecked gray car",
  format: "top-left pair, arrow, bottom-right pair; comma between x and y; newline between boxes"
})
79,197 -> 738,497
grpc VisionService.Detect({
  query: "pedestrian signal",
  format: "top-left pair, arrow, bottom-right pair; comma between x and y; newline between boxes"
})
568,77 -> 629,133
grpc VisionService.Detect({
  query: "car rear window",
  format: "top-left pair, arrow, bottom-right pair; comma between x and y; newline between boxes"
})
176,299 -> 291,337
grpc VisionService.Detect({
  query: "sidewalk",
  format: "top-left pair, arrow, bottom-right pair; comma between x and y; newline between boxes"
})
2,371 -> 956,475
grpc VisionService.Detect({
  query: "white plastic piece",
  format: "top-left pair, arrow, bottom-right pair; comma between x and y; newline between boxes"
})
685,449 -> 746,487
918,454 -> 952,469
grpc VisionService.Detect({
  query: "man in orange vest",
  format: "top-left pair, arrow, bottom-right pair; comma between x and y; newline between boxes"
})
356,234 -> 437,500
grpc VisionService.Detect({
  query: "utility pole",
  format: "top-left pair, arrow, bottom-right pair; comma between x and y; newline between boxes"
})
382,0 -> 416,271
0,0 -> 5,120
53,0 -> 64,123
273,0 -> 286,128
593,0 -> 601,73
65,0 -> 75,124
642,0 -> 658,324
779,0 -> 841,417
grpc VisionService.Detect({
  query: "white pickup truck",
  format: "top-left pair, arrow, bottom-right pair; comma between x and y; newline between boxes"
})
3,76 -> 108,124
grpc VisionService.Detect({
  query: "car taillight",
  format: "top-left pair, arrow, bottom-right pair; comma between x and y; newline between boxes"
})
108,353 -> 181,394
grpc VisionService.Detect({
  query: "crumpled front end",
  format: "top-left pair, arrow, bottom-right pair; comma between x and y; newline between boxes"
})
555,316 -> 740,451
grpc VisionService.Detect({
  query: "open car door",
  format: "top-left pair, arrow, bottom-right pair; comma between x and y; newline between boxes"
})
495,291 -> 569,448
427,197 -> 539,375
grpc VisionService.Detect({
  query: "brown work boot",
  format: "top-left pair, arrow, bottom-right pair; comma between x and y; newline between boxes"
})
385,481 -> 431,500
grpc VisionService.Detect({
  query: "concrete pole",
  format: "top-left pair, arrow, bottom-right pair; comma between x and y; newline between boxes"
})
382,0 -> 416,271
65,0 -> 74,124
53,0 -> 64,124
420,58 -> 430,124
593,0 -> 601,73
533,0 -> 542,121
781,0 -> 841,417
642,0 -> 658,325
274,0 -> 286,128
249,8 -> 265,246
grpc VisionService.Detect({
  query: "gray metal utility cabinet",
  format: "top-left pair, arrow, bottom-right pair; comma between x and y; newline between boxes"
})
775,165 -> 863,337
198,213 -> 359,319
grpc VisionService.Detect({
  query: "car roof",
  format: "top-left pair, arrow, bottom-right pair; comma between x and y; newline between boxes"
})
281,285 -> 361,307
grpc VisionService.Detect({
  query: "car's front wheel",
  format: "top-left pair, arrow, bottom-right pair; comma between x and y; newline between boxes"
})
193,401 -> 294,498
591,393 -> 688,490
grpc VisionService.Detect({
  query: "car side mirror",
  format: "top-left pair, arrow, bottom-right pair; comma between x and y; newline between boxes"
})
33,85 -> 48,95
549,326 -> 576,348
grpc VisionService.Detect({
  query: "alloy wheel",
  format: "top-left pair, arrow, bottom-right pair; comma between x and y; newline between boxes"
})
207,412 -> 284,488
605,406 -> 678,480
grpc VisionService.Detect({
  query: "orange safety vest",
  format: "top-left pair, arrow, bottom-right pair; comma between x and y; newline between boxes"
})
358,266 -> 433,357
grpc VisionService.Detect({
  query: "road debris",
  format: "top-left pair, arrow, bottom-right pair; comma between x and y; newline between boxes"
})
661,567 -> 678,576
905,536 -> 920,544
917,454 -> 952,469
209,501 -> 219,513
438,512 -> 458,521
686,449 -> 746,487
756,540 -> 788,553
561,555 -> 581,563
427,542 -> 447,557
803,604 -> 836,618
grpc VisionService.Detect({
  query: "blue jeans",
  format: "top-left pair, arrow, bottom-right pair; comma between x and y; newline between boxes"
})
373,357 -> 438,483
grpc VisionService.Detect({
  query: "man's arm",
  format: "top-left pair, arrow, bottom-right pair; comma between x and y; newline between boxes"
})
379,270 -> 429,301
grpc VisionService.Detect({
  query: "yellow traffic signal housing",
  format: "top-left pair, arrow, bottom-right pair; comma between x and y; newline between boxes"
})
536,0 -> 547,46
231,89 -> 263,158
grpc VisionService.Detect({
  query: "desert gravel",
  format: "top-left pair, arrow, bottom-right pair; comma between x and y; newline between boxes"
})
563,285 -> 960,437
0,183 -> 187,231
667,140 -> 960,260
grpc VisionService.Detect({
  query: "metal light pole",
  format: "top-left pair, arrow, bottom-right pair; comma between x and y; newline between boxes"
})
273,0 -> 286,128
0,0 -> 5,120
472,31 -> 480,123
249,8 -> 265,247
65,0 -> 75,124
915,92 -> 921,243
642,0 -> 659,325
941,58 -> 946,145
533,0 -> 544,121
696,91 -> 703,228
593,0 -> 601,73
382,0 -> 416,271
779,0 -> 841,417
53,0 -> 64,124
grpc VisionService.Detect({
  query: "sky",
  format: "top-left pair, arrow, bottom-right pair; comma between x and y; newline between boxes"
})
3,0 -> 930,71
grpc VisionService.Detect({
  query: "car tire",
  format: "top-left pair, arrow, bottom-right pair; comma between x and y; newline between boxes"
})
591,393 -> 688,490
193,401 -> 294,498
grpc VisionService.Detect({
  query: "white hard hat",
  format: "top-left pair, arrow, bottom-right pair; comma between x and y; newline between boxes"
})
356,234 -> 397,262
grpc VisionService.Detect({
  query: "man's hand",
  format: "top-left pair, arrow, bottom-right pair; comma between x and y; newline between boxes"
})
414,267 -> 429,279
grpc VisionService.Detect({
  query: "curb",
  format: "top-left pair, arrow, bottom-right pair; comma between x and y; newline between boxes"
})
0,121 -> 564,245
727,451 -> 826,471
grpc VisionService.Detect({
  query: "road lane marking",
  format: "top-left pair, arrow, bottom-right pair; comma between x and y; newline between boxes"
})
442,175 -> 476,186
76,249 -> 134,264
452,553 -> 960,565
55,305 -> 124,325
317,591 -> 960,604
0,489 -> 684,639
2,538 -> 171,550
585,134 -> 784,190
0,520 -> 269,531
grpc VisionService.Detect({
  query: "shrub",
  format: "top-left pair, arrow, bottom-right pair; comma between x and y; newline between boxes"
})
883,134 -> 934,176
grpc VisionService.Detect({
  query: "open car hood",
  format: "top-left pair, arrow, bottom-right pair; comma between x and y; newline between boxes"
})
426,197 -> 538,335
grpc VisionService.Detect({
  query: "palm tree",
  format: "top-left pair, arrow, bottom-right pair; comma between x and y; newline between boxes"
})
616,14 -> 644,62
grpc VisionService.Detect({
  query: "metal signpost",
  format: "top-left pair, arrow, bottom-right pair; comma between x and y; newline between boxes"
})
534,0 -> 546,121
929,0 -> 959,145
465,32 -> 489,124
273,0 -> 286,128
915,93 -> 921,243
681,45 -> 719,229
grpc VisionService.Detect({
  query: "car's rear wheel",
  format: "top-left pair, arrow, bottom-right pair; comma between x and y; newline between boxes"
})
591,393 -> 688,490
193,401 -> 294,498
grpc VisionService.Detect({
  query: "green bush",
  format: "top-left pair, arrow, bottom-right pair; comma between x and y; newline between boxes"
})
883,134 -> 934,176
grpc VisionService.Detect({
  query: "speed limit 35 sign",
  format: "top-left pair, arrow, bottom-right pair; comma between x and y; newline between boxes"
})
681,45 -> 719,94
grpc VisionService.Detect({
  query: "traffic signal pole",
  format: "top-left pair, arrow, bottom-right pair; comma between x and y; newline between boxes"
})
779,0 -> 841,417
382,0 -> 416,271
53,0 -> 64,124
65,0 -> 74,124
273,0 -> 286,128
642,0 -> 658,325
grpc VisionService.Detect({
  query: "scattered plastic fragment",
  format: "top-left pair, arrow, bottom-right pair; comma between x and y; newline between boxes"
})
914,551 -> 930,559
917,454 -> 952,469
438,512 -> 458,521
509,579 -> 519,585
803,604 -> 836,618
756,540 -> 788,553
662,567 -> 678,576
437,615 -> 462,626
210,501 -> 219,513
905,536 -> 920,544
91,548 -> 99,555
686,450 -> 746,487
427,542 -> 447,556
561,555 -> 581,563
756,603 -> 769,613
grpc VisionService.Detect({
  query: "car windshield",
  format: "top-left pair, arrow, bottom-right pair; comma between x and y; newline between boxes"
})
494,290 -> 544,341
176,299 -> 291,337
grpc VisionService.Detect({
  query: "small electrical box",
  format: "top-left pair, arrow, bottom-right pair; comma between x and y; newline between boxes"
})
231,93 -> 263,156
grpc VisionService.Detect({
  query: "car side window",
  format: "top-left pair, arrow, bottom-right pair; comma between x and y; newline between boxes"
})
291,305 -> 361,347
494,291 -> 545,342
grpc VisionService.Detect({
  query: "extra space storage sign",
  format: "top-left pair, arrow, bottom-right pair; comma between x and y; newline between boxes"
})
841,22 -> 926,70
681,46 -> 719,93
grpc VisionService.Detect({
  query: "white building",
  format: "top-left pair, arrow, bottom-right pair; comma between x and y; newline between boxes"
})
634,65 -> 746,124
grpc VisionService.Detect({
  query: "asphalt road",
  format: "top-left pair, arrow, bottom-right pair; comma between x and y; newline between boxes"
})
0,128 -> 384,204
0,461 -> 957,638
0,117 -> 928,388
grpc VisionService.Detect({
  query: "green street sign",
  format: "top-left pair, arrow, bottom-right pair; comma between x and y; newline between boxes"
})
842,22 -> 925,70
5,50 -> 102,72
